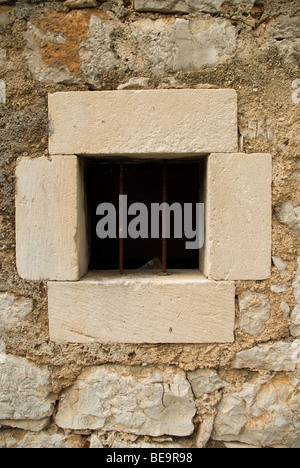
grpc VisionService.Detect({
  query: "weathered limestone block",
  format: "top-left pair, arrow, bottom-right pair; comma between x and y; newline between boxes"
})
26,13 -> 237,85
291,258 -> 300,336
25,11 -> 124,87
0,418 -> 49,432
255,14 -> 300,65
49,89 -> 238,155
131,18 -> 236,75
272,256 -> 287,279
112,441 -> 187,448
213,375 -> 300,447
238,291 -> 271,336
195,413 -> 215,448
187,369 -> 228,397
204,153 -> 272,281
279,201 -> 300,238
291,306 -> 300,337
48,272 -> 235,344
0,293 -> 33,330
79,13 -> 125,88
134,0 -> 224,14
281,299 -> 290,318
0,430 -> 85,449
264,15 -> 300,40
0,355 -> 56,430
25,21 -> 77,86
0,340 -> 6,364
224,442 -> 260,449
15,156 -> 88,281
117,77 -> 151,90
0,48 -> 6,68
56,365 -> 196,437
234,340 -> 300,372
134,0 -> 255,14
292,258 -> 300,306
0,79 -> 6,104
270,283 -> 287,294
64,0 -> 99,9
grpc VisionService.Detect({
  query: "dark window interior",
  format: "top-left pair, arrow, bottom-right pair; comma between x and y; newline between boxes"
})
86,159 -> 205,271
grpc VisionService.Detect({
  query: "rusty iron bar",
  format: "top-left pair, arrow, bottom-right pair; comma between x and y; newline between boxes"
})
162,161 -> 167,274
119,161 -> 124,275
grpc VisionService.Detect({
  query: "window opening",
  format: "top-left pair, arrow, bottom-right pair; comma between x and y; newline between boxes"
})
86,159 -> 205,273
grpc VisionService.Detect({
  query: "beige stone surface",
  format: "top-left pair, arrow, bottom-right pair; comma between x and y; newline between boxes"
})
48,271 -> 235,344
291,258 -> 300,336
0,418 -> 49,432
64,0 -> 99,8
48,89 -> 238,156
130,18 -> 237,75
15,155 -> 88,281
0,355 -> 56,426
0,293 -> 33,330
234,339 -> 300,372
134,0 -> 222,13
195,414 -> 215,448
0,429 -> 85,449
203,153 -> 272,280
238,291 -> 271,336
187,369 -> 228,397
213,375 -> 300,447
134,0 -> 255,14
55,365 -> 196,436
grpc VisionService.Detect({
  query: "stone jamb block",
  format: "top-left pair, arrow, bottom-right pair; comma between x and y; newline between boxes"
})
15,155 -> 88,281
203,153 -> 272,280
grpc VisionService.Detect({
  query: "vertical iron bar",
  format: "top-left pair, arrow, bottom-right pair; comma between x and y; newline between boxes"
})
119,162 -> 124,275
162,161 -> 167,274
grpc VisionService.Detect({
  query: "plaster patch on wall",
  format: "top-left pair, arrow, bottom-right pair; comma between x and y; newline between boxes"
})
239,118 -> 275,142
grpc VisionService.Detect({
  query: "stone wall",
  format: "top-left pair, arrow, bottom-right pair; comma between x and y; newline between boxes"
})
0,0 -> 299,448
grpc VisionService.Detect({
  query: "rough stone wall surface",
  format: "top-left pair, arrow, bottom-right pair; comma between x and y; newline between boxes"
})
0,0 -> 299,448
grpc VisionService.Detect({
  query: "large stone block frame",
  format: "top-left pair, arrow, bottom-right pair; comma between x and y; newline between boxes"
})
15,89 -> 272,344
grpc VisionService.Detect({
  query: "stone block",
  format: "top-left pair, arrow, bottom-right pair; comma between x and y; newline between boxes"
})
134,0 -> 255,14
279,201 -> 300,238
55,365 -> 196,436
48,89 -> 238,156
238,291 -> 271,336
204,153 -> 272,280
0,293 -> 33,330
0,430 -> 85,449
15,155 -> 88,281
64,0 -> 99,8
0,355 -> 56,428
234,340 -> 300,372
130,18 -> 237,75
134,0 -> 222,14
290,258 -> 300,337
187,369 -> 228,397
48,271 -> 235,344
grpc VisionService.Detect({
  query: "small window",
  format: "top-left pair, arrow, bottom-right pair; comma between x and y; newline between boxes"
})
86,159 -> 206,273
